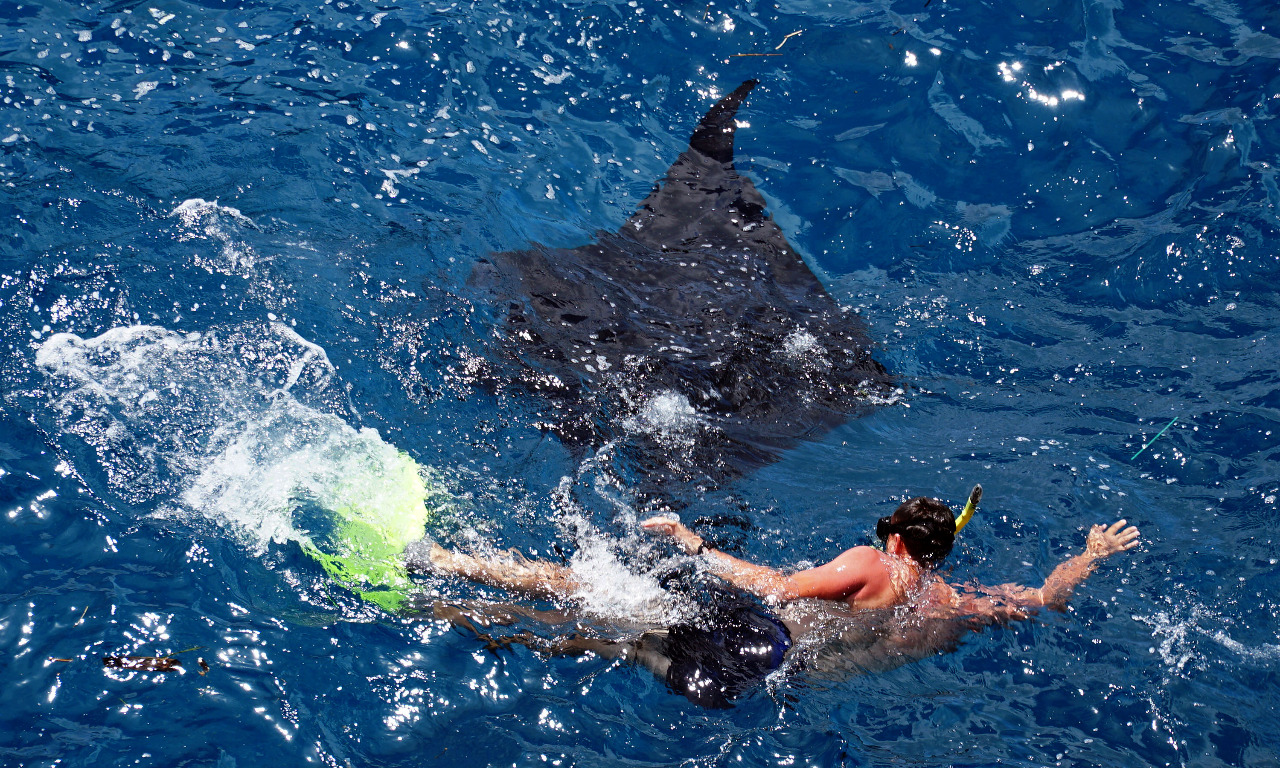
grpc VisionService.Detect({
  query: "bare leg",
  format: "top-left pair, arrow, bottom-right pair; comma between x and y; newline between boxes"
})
431,599 -> 579,629
415,543 -> 675,684
431,599 -> 638,658
421,544 -> 581,601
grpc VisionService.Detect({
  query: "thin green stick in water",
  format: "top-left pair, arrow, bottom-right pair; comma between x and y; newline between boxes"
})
1130,416 -> 1178,461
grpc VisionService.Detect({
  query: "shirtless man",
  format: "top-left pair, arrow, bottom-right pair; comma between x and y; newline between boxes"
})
642,498 -> 1140,618
423,498 -> 1140,707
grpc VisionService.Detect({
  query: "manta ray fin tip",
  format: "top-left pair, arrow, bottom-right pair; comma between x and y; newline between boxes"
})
689,79 -> 760,164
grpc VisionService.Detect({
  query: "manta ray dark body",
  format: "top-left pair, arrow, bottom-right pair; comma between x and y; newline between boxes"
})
473,80 -> 891,489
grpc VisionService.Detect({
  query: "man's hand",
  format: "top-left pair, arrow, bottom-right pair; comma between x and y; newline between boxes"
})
641,516 -> 703,555
1084,519 -> 1140,559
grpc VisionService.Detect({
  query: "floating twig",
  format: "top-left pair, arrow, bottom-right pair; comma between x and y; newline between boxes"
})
775,30 -> 804,50
1130,416 -> 1178,461
50,658 -> 74,663
76,606 -> 89,625
733,29 -> 803,58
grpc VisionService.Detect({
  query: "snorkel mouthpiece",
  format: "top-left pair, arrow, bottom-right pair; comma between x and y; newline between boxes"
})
954,484 -> 982,533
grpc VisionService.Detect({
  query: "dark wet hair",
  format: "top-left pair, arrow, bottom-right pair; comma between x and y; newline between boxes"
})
876,497 -> 956,569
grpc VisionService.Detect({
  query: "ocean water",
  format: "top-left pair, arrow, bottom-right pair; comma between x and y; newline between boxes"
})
2,0 -> 1279,765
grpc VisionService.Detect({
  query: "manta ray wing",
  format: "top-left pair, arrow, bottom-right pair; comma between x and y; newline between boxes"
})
472,80 -> 891,487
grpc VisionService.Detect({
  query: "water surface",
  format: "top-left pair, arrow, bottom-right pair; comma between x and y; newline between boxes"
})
2,0 -> 1278,765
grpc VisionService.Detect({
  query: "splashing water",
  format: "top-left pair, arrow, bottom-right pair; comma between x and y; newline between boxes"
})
543,466 -> 688,625
169,198 -> 262,277
1135,598 -> 1280,673
35,324 -> 449,611
566,531 -> 679,625
623,390 -> 705,439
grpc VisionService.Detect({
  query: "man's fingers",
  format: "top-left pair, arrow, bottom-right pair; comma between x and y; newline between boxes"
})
1107,519 -> 1127,534
1120,526 -> 1140,545
640,516 -> 679,534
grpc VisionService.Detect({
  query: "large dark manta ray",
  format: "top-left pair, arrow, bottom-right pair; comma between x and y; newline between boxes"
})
472,80 -> 893,494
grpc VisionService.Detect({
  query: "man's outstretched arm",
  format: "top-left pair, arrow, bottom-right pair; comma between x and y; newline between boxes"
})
640,516 -> 888,602
1036,519 -> 1141,608
954,519 -> 1140,620
640,516 -> 792,598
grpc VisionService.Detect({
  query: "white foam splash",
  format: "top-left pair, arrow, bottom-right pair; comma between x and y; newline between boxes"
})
1137,608 -> 1205,673
782,328 -> 819,358
379,167 -> 419,198
568,537 -> 677,624
35,324 -> 437,557
623,390 -> 704,438
169,198 -> 261,276
546,465 -> 687,624
532,66 -> 571,85
1210,630 -> 1280,662
1135,600 -> 1280,672
180,401 -> 429,555
780,328 -> 833,375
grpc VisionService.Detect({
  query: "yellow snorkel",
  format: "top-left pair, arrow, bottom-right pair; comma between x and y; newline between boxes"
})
955,484 -> 982,533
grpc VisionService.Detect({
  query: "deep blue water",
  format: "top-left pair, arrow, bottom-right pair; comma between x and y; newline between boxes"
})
3,0 -> 1279,765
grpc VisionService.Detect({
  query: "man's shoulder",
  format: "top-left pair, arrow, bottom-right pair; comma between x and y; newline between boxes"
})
789,545 -> 892,602
832,545 -> 889,566
825,546 -> 894,581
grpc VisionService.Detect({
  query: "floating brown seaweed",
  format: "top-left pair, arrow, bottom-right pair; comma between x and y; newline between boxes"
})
102,655 -> 182,671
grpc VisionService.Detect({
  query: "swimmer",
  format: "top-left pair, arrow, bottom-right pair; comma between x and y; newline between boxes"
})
418,499 -> 1140,707
642,501 -> 1141,621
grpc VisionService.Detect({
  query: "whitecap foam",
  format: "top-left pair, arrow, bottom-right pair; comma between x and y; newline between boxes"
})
169,198 -> 261,276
